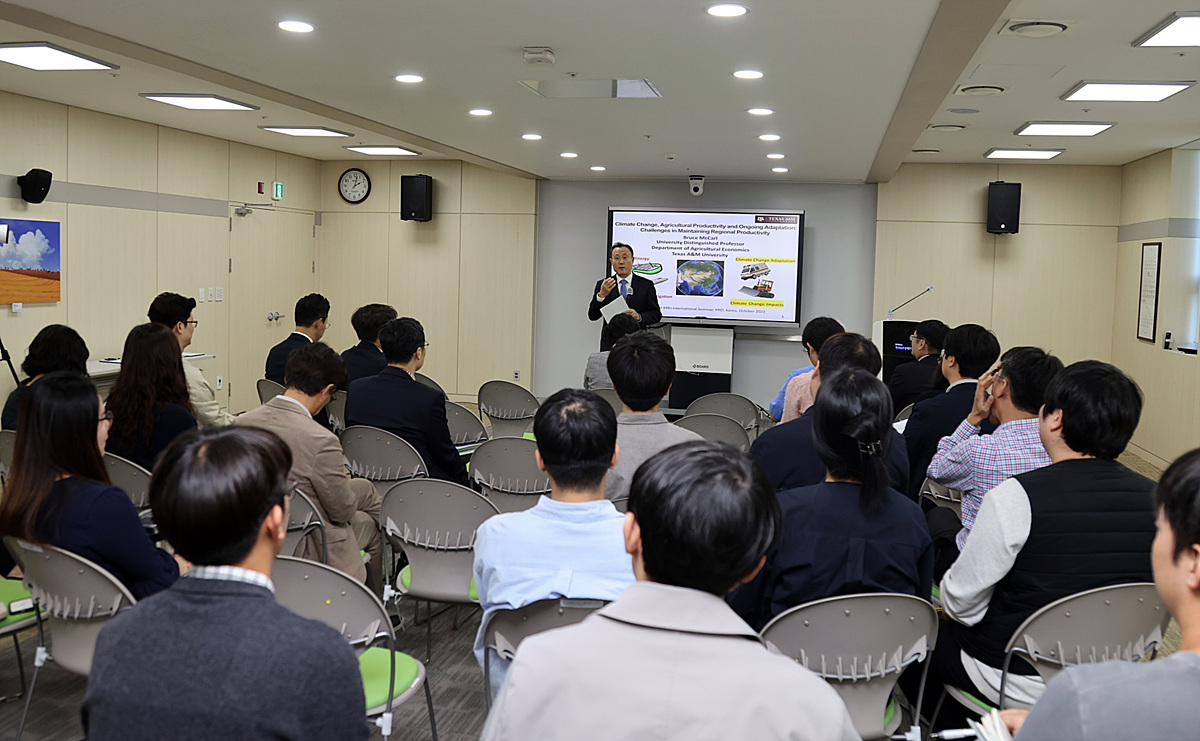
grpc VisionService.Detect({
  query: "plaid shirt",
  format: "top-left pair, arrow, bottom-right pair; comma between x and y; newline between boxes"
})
927,417 -> 1050,550
187,564 -> 276,594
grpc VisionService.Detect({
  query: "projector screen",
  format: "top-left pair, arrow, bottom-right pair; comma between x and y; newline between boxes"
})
608,208 -> 804,328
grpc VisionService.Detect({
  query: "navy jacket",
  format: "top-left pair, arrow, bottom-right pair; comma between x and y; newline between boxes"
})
588,274 -> 663,351
265,332 -> 312,385
106,401 -> 197,471
341,341 -> 386,385
888,355 -> 941,413
345,367 -> 468,486
902,382 -> 994,500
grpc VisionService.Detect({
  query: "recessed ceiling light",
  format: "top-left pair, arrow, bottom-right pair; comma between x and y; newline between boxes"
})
956,85 -> 1006,96
766,153 -> 785,159
707,4 -> 748,18
140,94 -> 258,111
0,42 -> 117,71
522,133 -> 542,140
928,124 -> 966,131
911,149 -> 941,154
561,152 -> 578,158
1008,21 -> 1068,38
1135,13 -> 1200,47
344,146 -> 419,155
259,126 -> 351,137
733,70 -> 764,79
771,167 -> 789,173
747,108 -> 774,115
947,107 -> 980,115
277,21 -> 314,33
394,74 -> 423,83
1063,82 -> 1193,102
590,166 -> 606,171
1016,122 -> 1114,137
758,134 -> 781,141
469,109 -> 493,116
986,149 -> 1063,160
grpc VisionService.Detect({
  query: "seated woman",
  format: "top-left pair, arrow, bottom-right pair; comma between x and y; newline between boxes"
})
584,313 -> 640,390
104,323 -> 197,471
1,324 -> 89,430
0,372 -> 186,598
731,368 -> 933,630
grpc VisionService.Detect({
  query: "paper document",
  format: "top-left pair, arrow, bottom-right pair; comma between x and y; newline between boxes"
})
600,296 -> 630,322
893,419 -> 908,434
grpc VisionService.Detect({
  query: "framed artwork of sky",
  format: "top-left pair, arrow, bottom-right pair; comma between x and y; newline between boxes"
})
0,218 -> 61,303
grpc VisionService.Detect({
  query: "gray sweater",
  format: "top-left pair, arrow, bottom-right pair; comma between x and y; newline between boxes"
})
605,412 -> 703,500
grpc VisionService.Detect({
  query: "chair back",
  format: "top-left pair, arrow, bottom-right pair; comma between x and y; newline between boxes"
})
610,496 -> 629,514
256,378 -> 285,405
894,403 -> 915,422
283,488 -> 328,564
762,593 -> 938,741
380,479 -> 499,603
470,437 -> 550,513
477,380 -> 539,438
272,555 -> 392,650
919,477 -> 964,519
0,428 -> 16,484
484,597 -> 607,661
341,425 -> 428,498
4,537 -> 136,676
326,389 -> 348,435
673,413 -> 751,452
683,393 -> 761,437
594,388 -> 624,417
446,401 -> 488,446
415,372 -> 444,396
103,452 -> 154,510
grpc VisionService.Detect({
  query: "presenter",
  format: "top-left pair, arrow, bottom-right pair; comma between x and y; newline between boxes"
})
588,243 -> 662,351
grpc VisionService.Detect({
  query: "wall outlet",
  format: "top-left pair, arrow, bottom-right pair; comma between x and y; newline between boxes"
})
513,370 -> 520,382
216,375 -> 223,390
11,303 -> 22,313
198,287 -> 205,303
215,287 -> 224,302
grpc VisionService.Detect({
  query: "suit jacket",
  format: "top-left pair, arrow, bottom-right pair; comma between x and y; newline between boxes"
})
264,333 -> 331,429
345,367 -> 469,486
588,274 -> 662,351
183,361 -> 234,426
902,382 -> 993,500
341,341 -> 386,384
888,354 -> 941,413
83,578 -> 367,741
235,396 -> 378,579
482,581 -> 859,741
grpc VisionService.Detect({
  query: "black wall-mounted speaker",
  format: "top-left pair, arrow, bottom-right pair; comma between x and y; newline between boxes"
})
987,181 -> 1020,234
400,174 -> 433,222
17,168 -> 53,204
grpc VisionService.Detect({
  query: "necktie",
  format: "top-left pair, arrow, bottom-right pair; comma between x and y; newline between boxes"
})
619,279 -> 628,299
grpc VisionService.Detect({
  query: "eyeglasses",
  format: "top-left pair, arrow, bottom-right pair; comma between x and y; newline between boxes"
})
98,409 -> 114,424
909,334 -> 923,343
184,320 -> 199,327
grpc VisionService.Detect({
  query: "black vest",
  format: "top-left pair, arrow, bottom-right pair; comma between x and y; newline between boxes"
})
951,458 -> 1156,669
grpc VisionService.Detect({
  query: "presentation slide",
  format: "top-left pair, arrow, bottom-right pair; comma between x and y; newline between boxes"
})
608,209 -> 804,327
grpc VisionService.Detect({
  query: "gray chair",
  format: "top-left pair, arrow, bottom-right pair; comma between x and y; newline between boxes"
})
415,372 -> 444,396
610,496 -> 630,514
919,477 -> 964,519
341,425 -> 428,500
595,388 -> 624,417
272,556 -> 438,741
446,401 -> 488,446
894,403 -> 915,422
4,537 -> 136,741
0,428 -> 16,484
283,488 -> 328,564
684,392 -> 763,439
477,380 -> 540,439
103,452 -> 153,510
470,437 -> 551,513
380,479 -> 499,660
762,593 -> 938,741
256,378 -> 285,405
326,389 -> 348,435
673,413 -> 751,452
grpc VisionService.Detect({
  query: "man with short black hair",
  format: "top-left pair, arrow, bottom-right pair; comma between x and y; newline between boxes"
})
342,303 -> 398,383
888,318 -> 950,412
82,426 -> 368,740
481,440 -> 859,740
265,293 -> 331,385
148,291 -> 233,427
604,331 -> 701,500
344,317 -> 468,485
769,315 -> 844,421
473,388 -> 634,694
587,243 -> 662,351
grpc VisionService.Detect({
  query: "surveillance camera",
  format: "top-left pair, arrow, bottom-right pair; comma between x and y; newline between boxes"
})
688,175 -> 705,197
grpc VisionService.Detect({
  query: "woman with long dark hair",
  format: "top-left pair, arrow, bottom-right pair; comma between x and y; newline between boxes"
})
1,324 -> 89,430
0,372 -> 184,598
104,323 -> 197,470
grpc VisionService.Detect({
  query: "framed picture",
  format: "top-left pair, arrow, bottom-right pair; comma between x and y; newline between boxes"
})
0,218 -> 61,304
1137,242 -> 1161,343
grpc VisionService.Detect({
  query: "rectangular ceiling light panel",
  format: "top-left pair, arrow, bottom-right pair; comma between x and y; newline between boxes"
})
986,149 -> 1063,160
345,146 -> 419,156
0,42 -> 116,70
518,79 -> 662,99
1016,122 -> 1113,137
260,126 -> 352,137
142,94 -> 258,110
1135,14 -> 1200,47
1063,82 -> 1192,102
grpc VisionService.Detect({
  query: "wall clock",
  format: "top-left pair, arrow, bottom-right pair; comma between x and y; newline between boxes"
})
338,167 -> 371,204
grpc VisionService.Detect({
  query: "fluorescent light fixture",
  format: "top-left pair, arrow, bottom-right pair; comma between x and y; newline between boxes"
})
707,4 -> 748,17
0,42 -> 117,71
1135,13 -> 1200,47
394,74 -> 423,83
344,146 -> 419,156
259,126 -> 351,137
771,167 -> 789,173
758,134 -> 781,141
985,148 -> 1063,160
733,70 -> 763,79
522,134 -> 542,140
1016,121 -> 1113,137
1062,81 -> 1192,102
560,152 -> 578,158
278,20 -> 314,33
747,108 -> 774,115
141,94 -> 258,111
766,153 -> 785,159
590,166 -> 606,171
469,108 -> 493,116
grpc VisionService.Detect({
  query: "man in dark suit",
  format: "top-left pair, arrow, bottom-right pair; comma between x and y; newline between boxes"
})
588,242 -> 662,351
345,317 -> 468,486
888,318 -> 949,412
265,293 -> 330,385
750,332 -> 910,494
341,303 -> 397,384
902,323 -> 1000,500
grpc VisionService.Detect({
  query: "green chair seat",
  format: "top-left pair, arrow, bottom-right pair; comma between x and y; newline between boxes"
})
398,565 -> 478,601
358,646 -> 421,711
0,578 -> 37,631
883,695 -> 896,729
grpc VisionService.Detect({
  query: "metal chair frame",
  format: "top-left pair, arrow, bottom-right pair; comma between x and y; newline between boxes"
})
256,378 -> 285,405
446,401 -> 488,446
683,392 -> 764,439
470,437 -> 551,514
283,488 -> 329,564
477,380 -> 540,439
673,412 -> 752,452
103,452 -> 154,511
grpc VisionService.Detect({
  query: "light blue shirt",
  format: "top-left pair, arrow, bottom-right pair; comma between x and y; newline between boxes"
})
472,496 -> 634,694
769,365 -> 814,420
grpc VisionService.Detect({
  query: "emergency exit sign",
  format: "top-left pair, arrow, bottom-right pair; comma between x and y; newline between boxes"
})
272,182 -> 284,200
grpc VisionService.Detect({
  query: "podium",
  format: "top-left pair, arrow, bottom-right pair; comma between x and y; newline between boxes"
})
667,326 -> 733,410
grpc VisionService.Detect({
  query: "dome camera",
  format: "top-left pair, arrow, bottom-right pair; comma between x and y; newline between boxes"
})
688,175 -> 705,197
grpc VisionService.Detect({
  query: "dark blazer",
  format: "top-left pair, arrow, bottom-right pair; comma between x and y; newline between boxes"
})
265,332 -> 312,385
83,578 -> 367,740
902,382 -> 994,500
341,341 -> 387,385
749,408 -> 910,495
1,381 -> 28,430
888,355 -> 941,413
345,367 -> 469,486
588,274 -> 663,351
106,402 -> 197,471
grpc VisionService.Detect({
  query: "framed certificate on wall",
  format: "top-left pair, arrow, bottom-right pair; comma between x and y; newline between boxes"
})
1137,242 -> 1161,343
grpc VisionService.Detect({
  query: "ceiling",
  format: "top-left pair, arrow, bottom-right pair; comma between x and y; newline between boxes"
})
0,0 -> 1198,183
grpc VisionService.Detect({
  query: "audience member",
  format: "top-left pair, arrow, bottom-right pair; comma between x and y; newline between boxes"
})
341,303 -> 397,384
603,331 -> 701,500
1,323 -> 89,430
888,319 -> 949,412
82,426 -> 367,740
771,316 -> 844,422
481,440 -> 859,740
750,333 -> 909,494
732,369 -> 932,630
587,243 -> 662,351
0,372 -> 183,599
473,388 -> 635,694
901,323 -> 1000,500
148,292 -> 232,427
265,293 -> 330,385
105,323 -> 197,470
583,313 -> 639,390
345,317 -> 468,486
236,343 -> 381,587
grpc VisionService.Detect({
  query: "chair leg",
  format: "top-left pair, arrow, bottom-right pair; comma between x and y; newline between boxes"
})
426,604 -> 433,664
929,688 -> 947,732
423,676 -> 439,741
10,632 -> 25,700
483,652 -> 492,710
15,644 -> 48,741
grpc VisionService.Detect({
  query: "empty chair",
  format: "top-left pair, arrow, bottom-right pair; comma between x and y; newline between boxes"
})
446,401 -> 488,446
415,372 -> 445,396
684,393 -> 762,439
0,428 -> 15,484
477,380 -> 540,439
256,378 -> 285,405
919,477 -> 964,519
594,388 -> 624,417
103,452 -> 154,510
340,425 -> 428,500
673,413 -> 751,452
326,389 -> 348,435
470,437 -> 551,513
762,593 -> 938,741
283,488 -> 328,564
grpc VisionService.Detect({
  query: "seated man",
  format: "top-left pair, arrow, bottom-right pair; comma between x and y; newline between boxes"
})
750,333 -> 909,494
922,361 -> 1157,721
83,426 -> 367,740
473,388 -> 635,694
148,292 -> 233,427
604,331 -> 701,500
888,318 -> 949,412
902,323 -> 1000,500
345,317 -> 468,486
481,440 -> 859,740
265,293 -> 330,385
768,315 -> 843,421
999,446 -> 1200,741
236,343 -> 382,587
341,303 -> 397,384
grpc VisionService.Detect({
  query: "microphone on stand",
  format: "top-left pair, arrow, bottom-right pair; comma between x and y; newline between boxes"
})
887,285 -> 935,320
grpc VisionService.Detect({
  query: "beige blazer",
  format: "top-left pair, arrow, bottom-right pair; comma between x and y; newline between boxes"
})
183,360 -> 235,427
